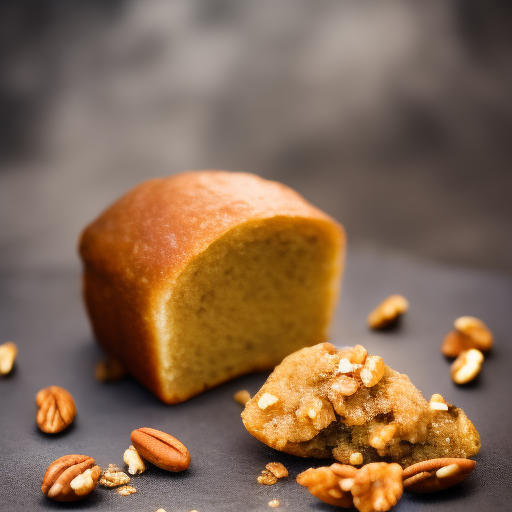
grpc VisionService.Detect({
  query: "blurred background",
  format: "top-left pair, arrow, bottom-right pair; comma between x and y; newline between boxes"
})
1,0 -> 512,275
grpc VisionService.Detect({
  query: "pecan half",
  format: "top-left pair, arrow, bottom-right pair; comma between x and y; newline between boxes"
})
130,427 -> 190,472
41,454 -> 100,501
36,386 -> 76,434
403,458 -> 476,493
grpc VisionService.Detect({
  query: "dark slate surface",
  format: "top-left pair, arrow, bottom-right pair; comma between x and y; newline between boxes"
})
1,248 -> 511,511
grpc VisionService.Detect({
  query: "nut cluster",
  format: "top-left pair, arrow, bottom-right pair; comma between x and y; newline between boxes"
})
367,295 -> 409,329
0,341 -> 17,376
298,462 -> 403,512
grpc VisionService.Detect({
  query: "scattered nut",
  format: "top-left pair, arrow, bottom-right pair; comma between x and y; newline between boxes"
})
258,393 -> 279,410
131,427 -> 191,472
258,470 -> 278,485
0,341 -> 17,376
349,452 -> 363,466
360,355 -> 385,387
441,331 -> 471,358
369,424 -> 397,452
429,394 -> 449,411
368,294 -> 409,329
454,316 -> 493,352
233,389 -> 251,405
41,454 -> 101,502
117,485 -> 137,496
124,445 -> 146,475
451,349 -> 484,384
99,464 -> 131,487
268,499 -> 280,507
266,462 -> 288,479
351,462 -> 403,512
95,358 -> 126,382
297,465 -> 356,508
403,458 -> 476,493
36,386 -> 76,434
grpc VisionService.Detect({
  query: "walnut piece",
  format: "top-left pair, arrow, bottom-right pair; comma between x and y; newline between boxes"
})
266,462 -> 288,479
368,295 -> 409,329
351,462 -> 403,512
70,468 -> 101,496
258,393 -> 279,410
116,485 -> 137,496
0,341 -> 17,376
454,316 -> 493,352
233,389 -> 251,405
451,349 -> 484,384
429,394 -> 449,411
360,356 -> 385,387
123,445 -> 146,475
99,464 -> 130,488
258,470 -> 278,485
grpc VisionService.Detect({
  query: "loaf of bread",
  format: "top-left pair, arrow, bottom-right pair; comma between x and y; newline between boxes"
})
79,171 -> 345,403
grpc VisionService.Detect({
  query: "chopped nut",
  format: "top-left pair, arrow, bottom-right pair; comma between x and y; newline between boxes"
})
155,509 -> 167,512
99,464 -> 130,488
266,462 -> 288,479
360,355 -> 385,387
369,424 -> 397,452
368,295 -> 409,329
337,358 -> 362,374
258,393 -> 279,410
351,462 -> 403,512
348,345 -> 368,365
116,485 -> 136,496
349,452 -> 363,466
429,394 -> 449,411
0,341 -> 17,376
69,467 -> 101,496
403,458 -> 476,493
268,499 -> 280,508
296,396 -> 336,430
123,445 -> 146,475
258,470 -> 278,485
451,349 -> 484,384
95,358 -> 126,382
330,375 -> 360,396
454,316 -> 493,352
233,389 -> 251,405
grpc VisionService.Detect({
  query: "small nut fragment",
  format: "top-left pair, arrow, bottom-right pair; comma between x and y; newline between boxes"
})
95,358 -> 126,382
454,316 -> 493,352
330,375 -> 360,396
258,392 -> 279,410
451,349 -> 484,384
124,445 -> 146,475
429,394 -> 449,411
41,454 -> 100,501
233,389 -> 251,405
369,424 -> 397,452
403,458 -> 476,493
131,427 -> 191,472
36,386 -> 76,434
99,464 -> 130,487
117,485 -> 137,496
349,453 -> 363,466
266,462 -> 288,479
258,470 -> 278,485
297,465 -> 356,508
0,341 -> 17,376
351,462 -> 403,512
368,294 -> 409,329
268,499 -> 280,507
360,355 -> 385,387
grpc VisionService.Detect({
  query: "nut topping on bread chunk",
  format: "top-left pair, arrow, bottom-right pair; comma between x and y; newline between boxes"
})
242,343 -> 480,467
79,171 -> 344,404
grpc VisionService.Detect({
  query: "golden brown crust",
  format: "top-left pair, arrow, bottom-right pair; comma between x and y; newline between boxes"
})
79,171 -> 345,403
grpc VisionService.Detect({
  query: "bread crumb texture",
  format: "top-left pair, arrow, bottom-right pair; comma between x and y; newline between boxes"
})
242,343 -> 480,467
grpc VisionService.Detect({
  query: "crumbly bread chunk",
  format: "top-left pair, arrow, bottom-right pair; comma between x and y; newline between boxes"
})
242,343 -> 480,467
80,171 -> 344,404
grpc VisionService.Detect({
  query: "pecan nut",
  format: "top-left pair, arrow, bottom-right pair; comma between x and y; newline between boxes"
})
130,427 -> 190,472
41,454 -> 100,501
403,458 -> 476,493
36,386 -> 76,433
